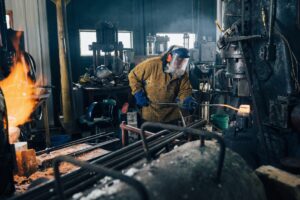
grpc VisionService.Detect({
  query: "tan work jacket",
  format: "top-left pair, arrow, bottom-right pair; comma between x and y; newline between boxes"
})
128,57 -> 192,123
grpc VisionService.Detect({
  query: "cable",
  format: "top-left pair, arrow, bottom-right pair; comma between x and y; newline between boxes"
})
275,28 -> 300,91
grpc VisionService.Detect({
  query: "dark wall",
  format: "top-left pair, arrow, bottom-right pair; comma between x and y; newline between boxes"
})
46,0 -> 216,123
47,0 -> 217,82
66,0 -> 145,82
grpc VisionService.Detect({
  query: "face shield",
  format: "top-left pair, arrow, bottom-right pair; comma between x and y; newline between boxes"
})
166,52 -> 190,77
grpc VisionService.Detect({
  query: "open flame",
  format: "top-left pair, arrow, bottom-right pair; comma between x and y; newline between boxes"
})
0,31 -> 39,127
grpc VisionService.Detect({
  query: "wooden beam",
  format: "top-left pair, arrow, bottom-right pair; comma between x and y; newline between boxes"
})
51,0 -> 71,6
256,166 -> 300,200
54,0 -> 74,128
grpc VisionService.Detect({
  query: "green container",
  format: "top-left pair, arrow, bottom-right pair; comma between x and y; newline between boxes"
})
211,114 -> 229,130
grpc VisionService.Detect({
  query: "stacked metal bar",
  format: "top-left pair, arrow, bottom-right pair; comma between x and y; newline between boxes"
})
10,120 -> 205,200
13,132 -> 119,195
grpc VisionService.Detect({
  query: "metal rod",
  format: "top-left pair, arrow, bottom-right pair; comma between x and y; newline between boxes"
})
199,103 -> 239,111
179,110 -> 187,127
120,122 -> 155,137
110,121 -> 207,170
53,156 -> 149,200
42,101 -> 51,148
104,131 -> 182,168
120,121 -> 155,147
12,121 -> 205,200
68,138 -> 119,157
91,130 -> 169,164
62,128 -> 196,197
68,123 -> 206,196
37,132 -> 114,155
141,122 -> 225,182
121,121 -> 129,146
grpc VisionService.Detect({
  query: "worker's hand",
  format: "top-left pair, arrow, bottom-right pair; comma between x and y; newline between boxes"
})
181,96 -> 198,111
134,90 -> 149,107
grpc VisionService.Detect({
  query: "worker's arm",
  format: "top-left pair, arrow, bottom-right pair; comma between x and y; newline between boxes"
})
128,60 -> 153,95
177,73 -> 193,101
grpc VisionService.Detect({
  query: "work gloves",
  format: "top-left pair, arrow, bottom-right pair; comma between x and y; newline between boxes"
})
134,90 -> 149,107
181,96 -> 198,112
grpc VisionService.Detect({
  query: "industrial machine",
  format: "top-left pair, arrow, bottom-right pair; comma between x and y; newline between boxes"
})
87,22 -> 125,81
188,0 -> 300,169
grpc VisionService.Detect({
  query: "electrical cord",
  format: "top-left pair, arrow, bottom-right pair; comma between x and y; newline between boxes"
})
275,28 -> 300,91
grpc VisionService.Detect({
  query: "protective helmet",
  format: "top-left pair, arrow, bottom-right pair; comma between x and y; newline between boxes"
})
165,47 -> 190,77
171,48 -> 190,58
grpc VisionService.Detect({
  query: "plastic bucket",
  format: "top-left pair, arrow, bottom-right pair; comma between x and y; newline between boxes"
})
211,114 -> 229,130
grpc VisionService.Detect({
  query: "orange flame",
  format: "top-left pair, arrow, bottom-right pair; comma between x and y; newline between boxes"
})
0,31 -> 39,127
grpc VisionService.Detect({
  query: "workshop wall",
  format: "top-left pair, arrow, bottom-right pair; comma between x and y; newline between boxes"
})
5,0 -> 54,125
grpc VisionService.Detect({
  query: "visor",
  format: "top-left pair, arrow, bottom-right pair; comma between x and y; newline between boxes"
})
166,53 -> 190,77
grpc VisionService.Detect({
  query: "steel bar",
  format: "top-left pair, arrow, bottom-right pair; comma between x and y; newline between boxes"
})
42,101 -> 51,148
53,131 -> 187,198
91,130 -> 169,164
12,121 -> 205,200
120,121 -> 155,147
59,121 -> 207,197
37,132 -> 114,155
67,138 -> 119,157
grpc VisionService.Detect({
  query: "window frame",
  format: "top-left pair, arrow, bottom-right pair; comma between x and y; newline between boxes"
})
156,32 -> 196,49
6,10 -> 13,29
79,29 -> 134,56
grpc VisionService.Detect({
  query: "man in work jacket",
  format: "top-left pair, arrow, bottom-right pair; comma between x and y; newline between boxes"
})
128,47 -> 197,123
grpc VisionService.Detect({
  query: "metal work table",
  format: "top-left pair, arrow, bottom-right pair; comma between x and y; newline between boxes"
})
81,85 -> 131,107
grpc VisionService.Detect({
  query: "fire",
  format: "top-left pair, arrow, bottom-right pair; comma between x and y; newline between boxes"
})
0,31 -> 39,127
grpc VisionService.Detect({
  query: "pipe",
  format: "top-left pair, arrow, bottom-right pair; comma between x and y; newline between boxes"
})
68,138 -> 119,157
37,132 -> 114,155
71,121 -> 207,195
120,121 -> 155,147
60,122 -> 206,198
11,121 -> 205,200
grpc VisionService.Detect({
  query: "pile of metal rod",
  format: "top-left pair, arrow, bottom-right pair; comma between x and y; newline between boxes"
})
37,132 -> 118,158
10,120 -> 206,200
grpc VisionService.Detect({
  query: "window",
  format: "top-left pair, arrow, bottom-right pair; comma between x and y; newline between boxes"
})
6,10 -> 13,29
79,30 -> 133,56
156,33 -> 196,49
118,31 -> 133,49
79,30 -> 97,56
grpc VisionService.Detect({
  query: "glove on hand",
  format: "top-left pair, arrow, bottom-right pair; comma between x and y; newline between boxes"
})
134,90 -> 149,107
182,96 -> 198,111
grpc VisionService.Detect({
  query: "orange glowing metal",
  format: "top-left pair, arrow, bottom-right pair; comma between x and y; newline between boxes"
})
0,32 -> 39,127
